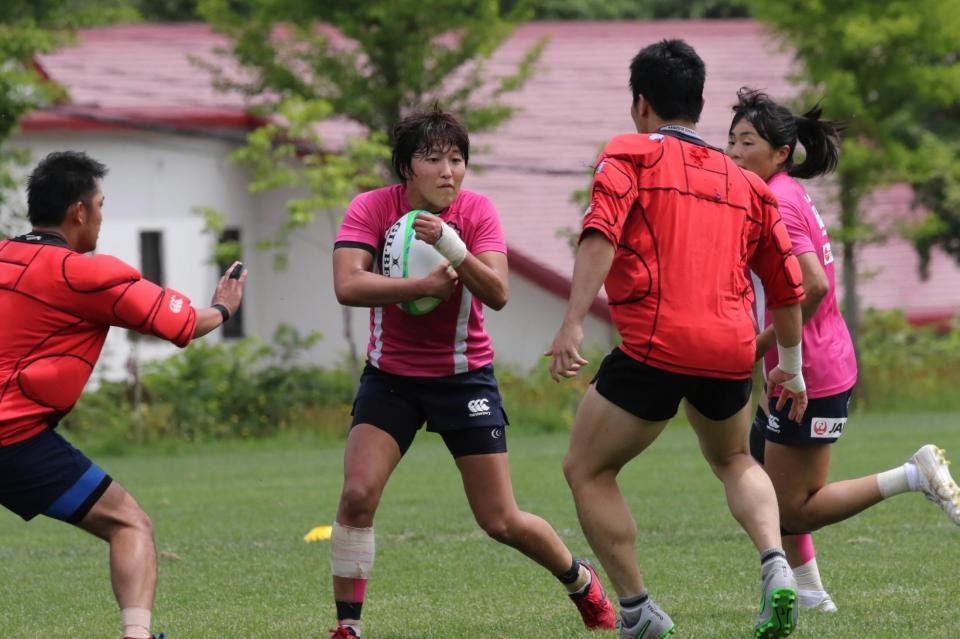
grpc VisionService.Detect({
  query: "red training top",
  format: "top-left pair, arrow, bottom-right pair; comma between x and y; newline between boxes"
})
582,131 -> 804,379
0,233 -> 197,446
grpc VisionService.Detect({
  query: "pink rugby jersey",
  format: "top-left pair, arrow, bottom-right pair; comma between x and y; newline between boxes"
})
334,184 -> 507,377
762,172 -> 858,398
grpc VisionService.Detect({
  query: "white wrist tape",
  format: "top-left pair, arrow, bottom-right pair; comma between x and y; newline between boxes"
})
776,342 -> 802,375
780,370 -> 806,394
330,522 -> 375,578
434,220 -> 468,267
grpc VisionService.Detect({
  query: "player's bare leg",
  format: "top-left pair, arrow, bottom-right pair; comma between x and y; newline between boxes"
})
457,450 -> 616,629
76,482 -> 157,639
331,424 -> 403,638
766,442 -> 957,531
685,401 -> 797,638
752,405 -> 835,612
686,401 -> 783,551
563,386 -> 675,638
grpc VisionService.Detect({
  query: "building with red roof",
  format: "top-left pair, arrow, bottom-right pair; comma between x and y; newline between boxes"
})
13,20 -> 959,375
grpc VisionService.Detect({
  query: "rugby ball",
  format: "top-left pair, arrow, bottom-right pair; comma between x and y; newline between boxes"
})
382,210 -> 448,314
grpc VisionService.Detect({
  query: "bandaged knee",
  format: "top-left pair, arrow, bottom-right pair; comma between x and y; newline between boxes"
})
330,522 -> 375,579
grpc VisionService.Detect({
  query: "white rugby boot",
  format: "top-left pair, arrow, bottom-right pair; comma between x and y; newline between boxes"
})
911,444 -> 960,525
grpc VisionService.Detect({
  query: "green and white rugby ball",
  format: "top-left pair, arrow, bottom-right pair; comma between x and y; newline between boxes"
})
382,210 -> 447,315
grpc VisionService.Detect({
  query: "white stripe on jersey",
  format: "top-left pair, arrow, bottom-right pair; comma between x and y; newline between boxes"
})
452,289 -> 472,374
750,271 -> 766,328
750,270 -> 767,384
370,306 -> 384,368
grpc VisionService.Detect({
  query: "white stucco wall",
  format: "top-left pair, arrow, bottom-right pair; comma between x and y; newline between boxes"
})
484,273 -> 615,370
12,130 -> 261,379
11,129 -> 615,379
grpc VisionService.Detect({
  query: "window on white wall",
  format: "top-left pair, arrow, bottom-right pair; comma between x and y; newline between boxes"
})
218,228 -> 245,339
139,230 -> 164,286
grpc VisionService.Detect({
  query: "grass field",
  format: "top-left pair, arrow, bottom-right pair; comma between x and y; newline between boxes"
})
1,412 -> 958,638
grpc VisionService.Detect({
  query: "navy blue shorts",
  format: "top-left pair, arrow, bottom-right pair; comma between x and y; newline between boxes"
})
751,390 -> 853,463
351,363 -> 509,457
0,428 -> 112,523
592,347 -> 753,422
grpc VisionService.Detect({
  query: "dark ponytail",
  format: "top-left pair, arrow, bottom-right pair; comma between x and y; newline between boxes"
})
791,103 -> 841,179
730,87 -> 843,179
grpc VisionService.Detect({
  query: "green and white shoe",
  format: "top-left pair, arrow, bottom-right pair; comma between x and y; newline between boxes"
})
754,557 -> 798,638
618,598 -> 676,639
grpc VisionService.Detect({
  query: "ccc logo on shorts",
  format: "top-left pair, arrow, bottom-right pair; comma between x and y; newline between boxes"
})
467,398 -> 491,416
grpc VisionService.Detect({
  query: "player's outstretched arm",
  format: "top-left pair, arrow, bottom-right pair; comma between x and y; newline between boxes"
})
333,246 -> 457,307
193,261 -> 247,338
547,231 -> 614,382
768,304 -> 808,421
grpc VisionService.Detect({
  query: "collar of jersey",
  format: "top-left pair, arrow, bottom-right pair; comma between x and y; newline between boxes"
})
12,231 -> 72,249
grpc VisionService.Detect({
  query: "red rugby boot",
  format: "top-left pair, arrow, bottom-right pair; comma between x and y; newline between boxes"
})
570,560 -> 618,630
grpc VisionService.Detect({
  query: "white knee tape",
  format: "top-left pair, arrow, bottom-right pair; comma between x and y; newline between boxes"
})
330,522 -> 375,578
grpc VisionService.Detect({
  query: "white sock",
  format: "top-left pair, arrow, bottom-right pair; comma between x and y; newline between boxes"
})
877,463 -> 916,498
566,563 -> 592,595
793,557 -> 826,592
120,607 -> 151,639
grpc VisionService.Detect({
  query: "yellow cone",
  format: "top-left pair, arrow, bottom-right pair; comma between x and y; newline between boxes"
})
304,525 -> 333,542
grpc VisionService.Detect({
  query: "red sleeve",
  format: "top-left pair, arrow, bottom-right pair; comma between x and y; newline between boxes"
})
748,193 -> 805,308
580,155 -> 638,247
61,254 -> 196,347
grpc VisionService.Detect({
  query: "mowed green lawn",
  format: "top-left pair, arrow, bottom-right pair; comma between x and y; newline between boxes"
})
1,412 -> 958,639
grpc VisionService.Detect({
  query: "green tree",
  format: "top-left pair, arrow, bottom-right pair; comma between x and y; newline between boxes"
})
197,0 -> 544,370
904,129 -> 960,278
749,0 -> 960,345
0,1 -> 142,236
530,0 -> 749,19
196,0 -> 545,249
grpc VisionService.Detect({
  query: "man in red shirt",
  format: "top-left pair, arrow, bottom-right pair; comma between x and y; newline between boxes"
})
548,40 -> 808,639
0,151 -> 246,639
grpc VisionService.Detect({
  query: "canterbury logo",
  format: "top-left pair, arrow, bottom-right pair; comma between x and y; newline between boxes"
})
169,295 -> 184,313
467,398 -> 490,415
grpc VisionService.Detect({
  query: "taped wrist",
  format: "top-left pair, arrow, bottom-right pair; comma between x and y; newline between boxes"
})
780,371 -> 806,394
434,221 -> 467,267
330,522 -> 375,578
776,342 -> 802,374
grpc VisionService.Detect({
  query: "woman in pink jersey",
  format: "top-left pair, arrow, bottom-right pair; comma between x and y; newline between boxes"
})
728,88 -> 960,614
327,107 -> 615,638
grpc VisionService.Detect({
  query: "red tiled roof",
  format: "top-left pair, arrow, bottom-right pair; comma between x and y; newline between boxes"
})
25,21 -> 960,321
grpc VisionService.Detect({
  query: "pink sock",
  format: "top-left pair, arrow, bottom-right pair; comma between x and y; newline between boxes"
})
788,533 -> 816,564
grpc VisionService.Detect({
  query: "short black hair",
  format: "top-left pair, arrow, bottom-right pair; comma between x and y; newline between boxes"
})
27,151 -> 108,226
392,105 -> 469,181
629,39 -> 706,123
730,88 -> 842,179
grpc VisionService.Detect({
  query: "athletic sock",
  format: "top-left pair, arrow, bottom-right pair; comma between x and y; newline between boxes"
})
120,607 -> 151,639
336,600 -> 363,636
760,548 -> 786,567
619,591 -> 650,626
793,557 -> 826,592
558,559 -> 592,595
787,533 -> 816,565
877,462 -> 919,498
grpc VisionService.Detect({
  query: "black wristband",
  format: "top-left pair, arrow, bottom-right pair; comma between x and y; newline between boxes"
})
212,303 -> 230,323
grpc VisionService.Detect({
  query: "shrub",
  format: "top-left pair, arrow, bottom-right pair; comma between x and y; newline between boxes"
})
855,309 -> 960,412
62,325 -> 354,447
61,311 -> 960,451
